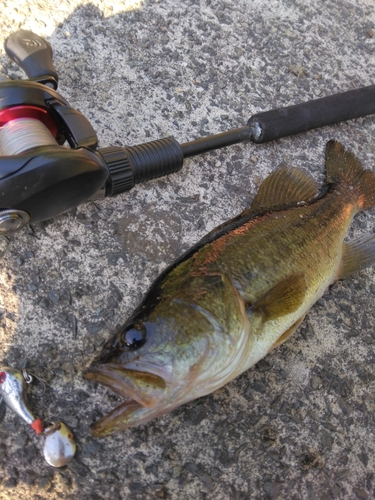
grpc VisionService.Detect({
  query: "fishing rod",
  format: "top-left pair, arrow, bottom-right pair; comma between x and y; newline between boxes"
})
1,29 -> 375,235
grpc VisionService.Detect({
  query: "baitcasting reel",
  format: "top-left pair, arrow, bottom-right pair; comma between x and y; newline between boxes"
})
2,30 -> 375,235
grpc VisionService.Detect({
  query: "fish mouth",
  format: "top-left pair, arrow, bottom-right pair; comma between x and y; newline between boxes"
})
84,363 -> 169,437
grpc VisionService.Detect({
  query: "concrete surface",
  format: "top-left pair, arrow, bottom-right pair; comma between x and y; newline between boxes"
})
1,0 -> 375,498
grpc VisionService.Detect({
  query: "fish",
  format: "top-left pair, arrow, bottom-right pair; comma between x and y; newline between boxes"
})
84,140 -> 375,437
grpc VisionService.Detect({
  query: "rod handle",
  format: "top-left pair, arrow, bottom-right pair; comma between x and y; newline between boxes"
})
248,84 -> 375,143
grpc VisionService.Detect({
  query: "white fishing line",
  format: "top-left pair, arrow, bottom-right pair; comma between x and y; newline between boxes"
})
0,118 -> 56,156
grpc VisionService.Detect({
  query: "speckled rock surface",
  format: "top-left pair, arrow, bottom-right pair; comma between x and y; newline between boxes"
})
1,0 -> 375,498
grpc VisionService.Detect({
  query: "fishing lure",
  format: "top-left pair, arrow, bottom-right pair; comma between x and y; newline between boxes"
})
0,366 -> 76,467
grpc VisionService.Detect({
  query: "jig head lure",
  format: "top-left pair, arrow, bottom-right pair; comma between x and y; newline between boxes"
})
0,366 -> 76,467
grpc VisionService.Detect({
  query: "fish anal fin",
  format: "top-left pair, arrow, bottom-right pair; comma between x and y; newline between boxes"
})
269,316 -> 305,352
336,233 -> 375,281
249,272 -> 306,322
250,167 -> 318,214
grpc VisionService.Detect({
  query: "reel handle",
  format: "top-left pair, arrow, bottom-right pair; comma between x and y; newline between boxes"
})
5,30 -> 58,89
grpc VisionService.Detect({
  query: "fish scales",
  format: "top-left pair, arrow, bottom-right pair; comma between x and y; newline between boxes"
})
85,140 -> 375,437
191,197 -> 349,297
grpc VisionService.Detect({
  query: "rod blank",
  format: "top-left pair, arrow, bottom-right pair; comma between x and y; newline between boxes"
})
180,126 -> 253,158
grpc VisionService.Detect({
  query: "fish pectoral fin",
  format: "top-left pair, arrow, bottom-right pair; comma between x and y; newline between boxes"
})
269,315 -> 306,352
248,166 -> 318,214
249,272 -> 306,321
336,233 -> 375,281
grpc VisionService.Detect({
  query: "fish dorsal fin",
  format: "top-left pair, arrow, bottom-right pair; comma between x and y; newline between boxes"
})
249,272 -> 306,322
250,166 -> 318,213
325,140 -> 375,211
336,233 -> 375,281
325,140 -> 363,186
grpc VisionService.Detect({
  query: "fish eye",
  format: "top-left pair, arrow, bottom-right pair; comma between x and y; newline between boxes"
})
122,323 -> 147,349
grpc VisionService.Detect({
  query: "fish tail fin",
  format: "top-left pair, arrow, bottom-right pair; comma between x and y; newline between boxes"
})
325,140 -> 375,211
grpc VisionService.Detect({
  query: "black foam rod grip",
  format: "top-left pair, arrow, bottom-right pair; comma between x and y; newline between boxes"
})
5,30 -> 58,85
247,84 -> 375,143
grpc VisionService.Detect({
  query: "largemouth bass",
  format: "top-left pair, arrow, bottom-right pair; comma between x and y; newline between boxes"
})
85,140 -> 375,437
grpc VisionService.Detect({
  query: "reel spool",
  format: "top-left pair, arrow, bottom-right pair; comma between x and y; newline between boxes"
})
0,104 -> 60,233
0,105 -> 62,233
0,106 -> 57,156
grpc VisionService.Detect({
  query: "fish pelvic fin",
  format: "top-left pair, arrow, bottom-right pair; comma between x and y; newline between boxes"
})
249,272 -> 306,322
325,140 -> 375,211
269,315 -> 306,352
248,166 -> 318,214
336,233 -> 375,281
